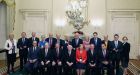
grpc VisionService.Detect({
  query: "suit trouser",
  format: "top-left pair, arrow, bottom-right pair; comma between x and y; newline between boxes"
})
64,65 -> 75,75
99,64 -> 114,75
7,53 -> 16,73
25,62 -> 38,75
87,66 -> 97,75
38,62 -> 51,75
112,58 -> 120,75
19,49 -> 28,70
51,65 -> 63,75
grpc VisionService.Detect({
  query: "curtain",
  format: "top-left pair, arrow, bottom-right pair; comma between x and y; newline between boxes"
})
0,3 -> 7,60
5,0 -> 15,35
6,5 -> 15,35
0,0 -> 15,36
0,3 -> 6,49
0,0 -> 15,60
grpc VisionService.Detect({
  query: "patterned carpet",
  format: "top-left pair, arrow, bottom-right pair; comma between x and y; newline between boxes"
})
128,60 -> 140,75
0,59 -> 20,75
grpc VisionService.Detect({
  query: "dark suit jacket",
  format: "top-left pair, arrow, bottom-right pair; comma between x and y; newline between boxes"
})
63,40 -> 72,52
17,38 -> 29,49
72,38 -> 83,49
87,50 -> 98,66
38,48 -> 52,63
122,42 -> 130,61
17,38 -> 29,56
52,48 -> 64,63
56,39 -> 65,48
90,37 -> 102,51
63,49 -> 75,67
98,50 -> 111,65
102,40 -> 112,52
28,37 -> 40,47
110,40 -> 123,59
45,38 -> 57,49
28,47 -> 40,60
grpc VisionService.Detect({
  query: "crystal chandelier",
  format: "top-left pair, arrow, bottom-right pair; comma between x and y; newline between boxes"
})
66,0 -> 89,31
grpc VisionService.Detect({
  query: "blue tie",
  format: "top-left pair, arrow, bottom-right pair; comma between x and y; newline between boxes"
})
94,38 -> 97,45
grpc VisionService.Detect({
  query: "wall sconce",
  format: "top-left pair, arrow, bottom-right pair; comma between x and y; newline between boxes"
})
91,19 -> 103,28
54,18 -> 66,27
54,18 -> 67,34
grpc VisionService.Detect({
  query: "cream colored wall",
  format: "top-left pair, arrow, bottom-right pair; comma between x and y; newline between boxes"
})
14,0 -> 53,38
107,0 -> 140,10
12,0 -> 140,59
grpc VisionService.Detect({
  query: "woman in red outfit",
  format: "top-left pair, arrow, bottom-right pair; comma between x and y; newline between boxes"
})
76,44 -> 87,75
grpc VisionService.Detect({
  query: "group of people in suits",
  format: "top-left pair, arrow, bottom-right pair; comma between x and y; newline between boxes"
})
4,31 -> 130,75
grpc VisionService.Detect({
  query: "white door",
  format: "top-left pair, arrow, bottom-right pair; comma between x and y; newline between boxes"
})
111,14 -> 139,59
22,11 -> 48,38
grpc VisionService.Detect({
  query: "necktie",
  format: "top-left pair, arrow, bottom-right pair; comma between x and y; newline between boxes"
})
103,50 -> 106,58
115,41 -> 118,48
91,50 -> 93,55
76,39 -> 78,45
33,47 -> 36,52
22,38 -> 25,43
49,38 -> 52,46
69,51 -> 71,56
94,38 -> 97,45
33,47 -> 34,52
57,49 -> 59,57
57,39 -> 60,44
45,49 -> 48,56
12,42 -> 15,54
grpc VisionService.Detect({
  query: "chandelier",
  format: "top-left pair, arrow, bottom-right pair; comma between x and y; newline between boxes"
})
66,0 -> 89,31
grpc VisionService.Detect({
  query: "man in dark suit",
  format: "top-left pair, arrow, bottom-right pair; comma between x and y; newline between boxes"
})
28,32 -> 40,47
51,43 -> 64,75
98,43 -> 113,75
45,33 -> 57,49
87,44 -> 98,75
111,34 -> 123,75
25,41 -> 40,75
17,32 -> 29,71
38,43 -> 52,75
56,34 -> 65,49
90,32 -> 102,52
63,45 -> 75,75
72,32 -> 83,49
63,35 -> 72,53
102,35 -> 112,52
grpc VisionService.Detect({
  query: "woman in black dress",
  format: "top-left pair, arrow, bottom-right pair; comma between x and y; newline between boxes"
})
121,36 -> 130,75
